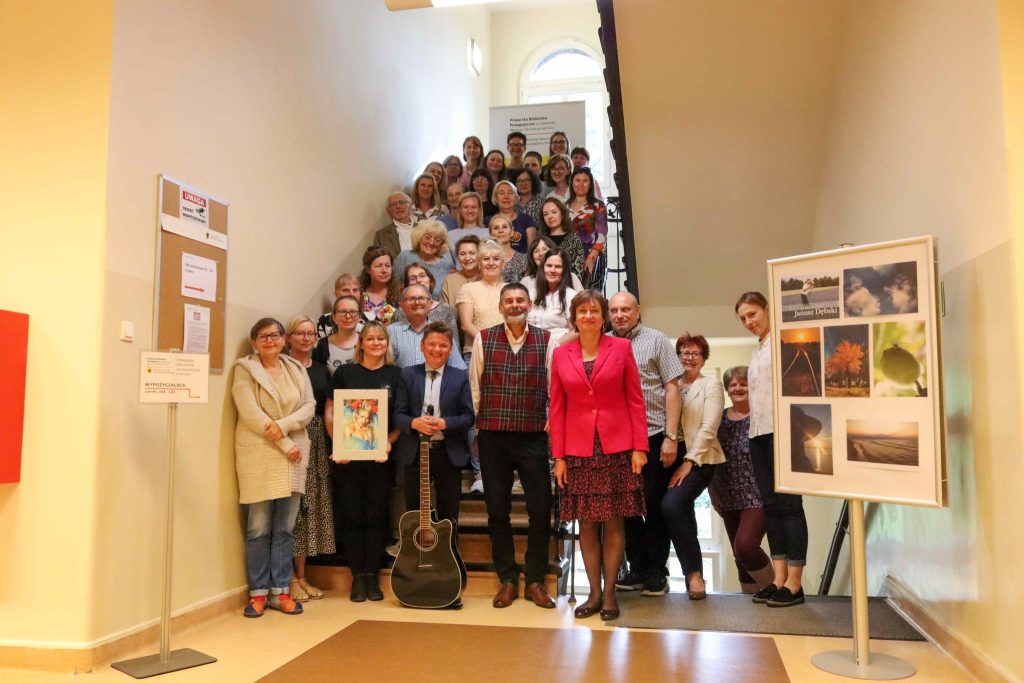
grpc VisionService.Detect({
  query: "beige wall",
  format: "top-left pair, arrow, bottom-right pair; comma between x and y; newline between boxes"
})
489,1 -> 601,107
0,1 -> 115,644
812,1 -> 1022,678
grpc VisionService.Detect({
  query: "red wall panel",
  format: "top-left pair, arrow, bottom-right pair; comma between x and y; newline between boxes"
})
0,310 -> 29,484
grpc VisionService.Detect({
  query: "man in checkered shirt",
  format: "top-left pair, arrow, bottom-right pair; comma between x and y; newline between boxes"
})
469,283 -> 557,611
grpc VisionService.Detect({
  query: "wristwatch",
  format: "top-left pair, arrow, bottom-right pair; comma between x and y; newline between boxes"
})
664,432 -> 679,442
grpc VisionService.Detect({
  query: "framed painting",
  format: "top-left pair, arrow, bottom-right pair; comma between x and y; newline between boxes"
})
331,389 -> 388,462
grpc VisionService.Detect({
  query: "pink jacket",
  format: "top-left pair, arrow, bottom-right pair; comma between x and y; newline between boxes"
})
550,335 -> 649,459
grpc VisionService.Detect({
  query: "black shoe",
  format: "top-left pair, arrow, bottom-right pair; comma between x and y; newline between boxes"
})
350,575 -> 367,602
615,570 -> 644,591
751,583 -> 779,604
640,575 -> 669,597
446,597 -> 463,610
766,587 -> 805,608
365,574 -> 384,601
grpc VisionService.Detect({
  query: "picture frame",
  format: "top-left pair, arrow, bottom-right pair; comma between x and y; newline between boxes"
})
767,235 -> 947,507
331,389 -> 389,462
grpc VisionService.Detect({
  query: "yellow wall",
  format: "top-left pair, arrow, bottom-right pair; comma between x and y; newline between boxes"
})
0,1 -> 115,644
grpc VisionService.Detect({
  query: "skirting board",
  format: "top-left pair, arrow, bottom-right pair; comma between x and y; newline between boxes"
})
884,575 -> 1010,683
0,586 -> 248,674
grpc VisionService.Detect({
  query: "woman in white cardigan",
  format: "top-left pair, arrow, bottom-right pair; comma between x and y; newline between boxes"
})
660,333 -> 726,600
232,317 -> 315,618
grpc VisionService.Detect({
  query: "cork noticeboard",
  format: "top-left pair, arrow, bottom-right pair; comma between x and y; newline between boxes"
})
155,175 -> 229,372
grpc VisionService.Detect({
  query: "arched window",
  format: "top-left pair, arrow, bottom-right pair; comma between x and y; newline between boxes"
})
521,42 -> 616,196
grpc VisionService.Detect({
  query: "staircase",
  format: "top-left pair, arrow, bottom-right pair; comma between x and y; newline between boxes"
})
307,469 -> 568,598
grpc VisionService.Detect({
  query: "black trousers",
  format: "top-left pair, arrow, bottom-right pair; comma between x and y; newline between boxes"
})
623,432 -> 680,580
336,460 -> 394,574
749,434 -> 808,566
478,430 -> 552,585
403,442 -> 463,531
661,462 -> 717,576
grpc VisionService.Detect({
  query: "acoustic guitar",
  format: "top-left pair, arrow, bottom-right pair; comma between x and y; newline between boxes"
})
390,406 -> 466,608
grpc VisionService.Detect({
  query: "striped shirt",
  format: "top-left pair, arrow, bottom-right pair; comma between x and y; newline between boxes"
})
389,321 -> 467,370
612,324 -> 684,436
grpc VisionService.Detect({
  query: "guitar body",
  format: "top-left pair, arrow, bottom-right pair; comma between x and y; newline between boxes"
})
390,510 -> 466,609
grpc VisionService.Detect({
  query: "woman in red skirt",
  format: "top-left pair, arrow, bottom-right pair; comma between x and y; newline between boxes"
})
550,290 -> 649,621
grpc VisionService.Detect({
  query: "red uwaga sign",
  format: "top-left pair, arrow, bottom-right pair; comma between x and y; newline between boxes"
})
0,310 -> 28,483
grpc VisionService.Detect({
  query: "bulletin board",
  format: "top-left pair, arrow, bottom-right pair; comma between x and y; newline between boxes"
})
767,236 -> 947,508
154,175 -> 229,372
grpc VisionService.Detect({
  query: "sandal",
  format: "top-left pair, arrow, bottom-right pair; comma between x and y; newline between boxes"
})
243,596 -> 267,618
298,577 -> 324,600
269,593 -> 303,615
289,578 -> 311,602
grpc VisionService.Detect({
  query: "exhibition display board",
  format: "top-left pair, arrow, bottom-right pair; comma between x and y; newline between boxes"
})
767,236 -> 947,508
155,175 -> 229,371
488,101 -> 585,163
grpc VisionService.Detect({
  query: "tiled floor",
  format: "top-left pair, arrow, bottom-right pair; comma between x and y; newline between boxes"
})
2,590 -> 974,682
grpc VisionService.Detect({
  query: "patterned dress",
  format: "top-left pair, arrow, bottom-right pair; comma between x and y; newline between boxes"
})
293,361 -> 336,557
560,360 -> 646,522
712,410 -> 763,511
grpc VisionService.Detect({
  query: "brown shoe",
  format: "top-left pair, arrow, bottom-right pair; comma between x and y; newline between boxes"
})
525,582 -> 556,609
492,581 -> 519,608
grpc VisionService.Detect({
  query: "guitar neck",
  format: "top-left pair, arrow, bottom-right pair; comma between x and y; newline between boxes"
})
420,438 -> 431,529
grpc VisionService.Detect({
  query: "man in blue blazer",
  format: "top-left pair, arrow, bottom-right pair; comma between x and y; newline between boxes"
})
394,321 -> 475,530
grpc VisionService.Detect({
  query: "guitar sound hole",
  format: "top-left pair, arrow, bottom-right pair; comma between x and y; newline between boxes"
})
415,527 -> 437,549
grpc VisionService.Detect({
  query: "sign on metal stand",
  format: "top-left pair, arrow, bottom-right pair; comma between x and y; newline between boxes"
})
113,351 -> 216,678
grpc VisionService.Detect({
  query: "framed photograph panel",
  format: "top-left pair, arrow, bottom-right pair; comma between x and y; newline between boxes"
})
331,389 -> 389,462
767,236 -> 947,507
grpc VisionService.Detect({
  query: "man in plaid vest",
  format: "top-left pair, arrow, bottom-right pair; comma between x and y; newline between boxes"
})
469,283 -> 556,610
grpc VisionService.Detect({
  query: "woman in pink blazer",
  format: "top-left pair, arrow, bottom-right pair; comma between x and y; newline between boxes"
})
551,290 -> 648,621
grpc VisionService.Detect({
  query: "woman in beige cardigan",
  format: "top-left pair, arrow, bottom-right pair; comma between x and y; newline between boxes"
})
232,317 -> 315,618
661,333 -> 726,600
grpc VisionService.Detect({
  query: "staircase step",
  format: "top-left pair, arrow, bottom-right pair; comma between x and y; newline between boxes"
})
306,565 -> 561,598
458,532 -> 561,564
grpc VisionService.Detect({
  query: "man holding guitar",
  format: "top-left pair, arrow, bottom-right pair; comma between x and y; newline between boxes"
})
392,322 -> 474,608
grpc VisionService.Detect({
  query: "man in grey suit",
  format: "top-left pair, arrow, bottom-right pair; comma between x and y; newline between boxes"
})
372,192 -> 415,259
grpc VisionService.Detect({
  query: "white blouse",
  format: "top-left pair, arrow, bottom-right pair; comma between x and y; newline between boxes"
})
748,332 -> 774,438
527,288 -> 577,343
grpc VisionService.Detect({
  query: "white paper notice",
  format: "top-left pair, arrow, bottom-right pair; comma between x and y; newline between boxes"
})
160,179 -> 229,250
183,303 -> 211,353
181,252 -> 217,302
139,351 -> 210,404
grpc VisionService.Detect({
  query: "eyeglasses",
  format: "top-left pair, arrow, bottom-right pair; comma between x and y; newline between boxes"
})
679,351 -> 703,359
508,143 -> 525,150
335,310 -> 360,318
387,200 -> 410,208
255,333 -> 283,342
291,331 -> 316,338
421,236 -> 445,245
403,296 -> 430,304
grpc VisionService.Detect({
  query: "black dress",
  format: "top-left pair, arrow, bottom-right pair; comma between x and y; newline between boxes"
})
293,360 -> 336,557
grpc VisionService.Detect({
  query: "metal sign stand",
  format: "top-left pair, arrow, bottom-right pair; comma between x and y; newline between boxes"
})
811,499 -> 915,680
112,401 -> 216,678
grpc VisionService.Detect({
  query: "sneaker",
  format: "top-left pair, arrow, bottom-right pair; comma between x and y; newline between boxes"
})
268,593 -> 303,615
640,574 -> 669,597
766,586 -> 805,608
751,583 -> 780,604
243,596 -> 267,618
615,570 -> 644,591
385,540 -> 400,558
470,477 -> 484,495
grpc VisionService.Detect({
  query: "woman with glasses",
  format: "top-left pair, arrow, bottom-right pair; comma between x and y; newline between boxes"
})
443,155 -> 464,191
487,214 -> 529,284
359,246 -> 401,325
284,316 -> 335,602
567,167 -> 608,278
661,334 -> 726,601
512,167 -> 544,227
410,173 -> 448,222
393,220 -> 455,300
313,295 -> 361,375
492,180 -> 537,255
233,317 -> 316,617
326,322 -> 402,602
548,131 -> 570,162
545,154 -> 572,205
391,262 -> 458,330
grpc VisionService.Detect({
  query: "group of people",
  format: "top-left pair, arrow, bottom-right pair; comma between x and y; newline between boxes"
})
230,130 -> 807,620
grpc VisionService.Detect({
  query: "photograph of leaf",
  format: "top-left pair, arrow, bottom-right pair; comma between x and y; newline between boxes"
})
872,321 -> 927,397
824,325 -> 870,397
843,261 -> 919,317
779,327 -> 821,397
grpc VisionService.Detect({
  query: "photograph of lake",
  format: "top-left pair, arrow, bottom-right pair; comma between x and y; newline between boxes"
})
846,419 -> 919,467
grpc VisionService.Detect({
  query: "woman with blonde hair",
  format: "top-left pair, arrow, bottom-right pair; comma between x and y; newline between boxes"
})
487,214 -> 529,284
393,219 -> 455,300
285,315 -> 335,601
492,179 -> 537,254
410,173 -> 448,222
444,192 -> 490,253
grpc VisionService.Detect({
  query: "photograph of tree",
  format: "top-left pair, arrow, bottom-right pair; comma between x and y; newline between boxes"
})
779,271 -> 840,322
790,404 -> 833,475
843,261 -> 919,317
779,327 -> 821,397
847,419 -> 919,467
824,325 -> 870,397
872,321 -> 927,397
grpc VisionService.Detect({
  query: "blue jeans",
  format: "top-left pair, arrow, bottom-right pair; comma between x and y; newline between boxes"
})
244,493 -> 302,596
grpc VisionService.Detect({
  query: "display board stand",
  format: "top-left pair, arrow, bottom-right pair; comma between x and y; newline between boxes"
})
811,499 -> 915,680
116,352 -> 215,678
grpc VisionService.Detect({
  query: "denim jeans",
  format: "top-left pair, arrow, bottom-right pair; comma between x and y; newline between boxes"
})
244,493 -> 302,596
